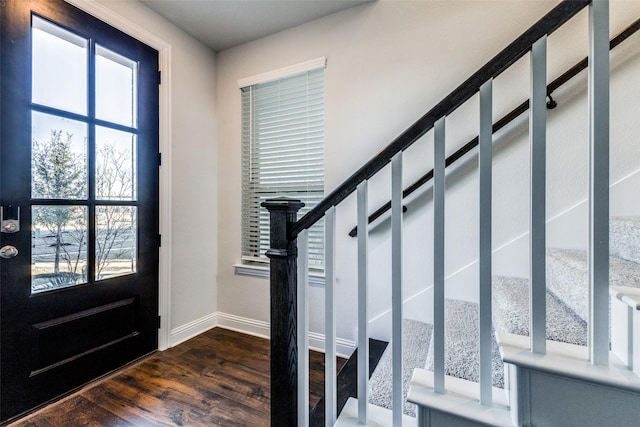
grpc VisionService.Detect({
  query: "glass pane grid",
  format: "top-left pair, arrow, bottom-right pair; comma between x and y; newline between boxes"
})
31,205 -> 88,293
96,44 -> 138,128
95,206 -> 137,281
31,111 -> 88,200
32,16 -> 88,115
96,126 -> 137,201
30,17 -> 141,291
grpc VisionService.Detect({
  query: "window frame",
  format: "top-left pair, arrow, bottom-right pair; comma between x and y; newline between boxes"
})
238,58 -> 326,272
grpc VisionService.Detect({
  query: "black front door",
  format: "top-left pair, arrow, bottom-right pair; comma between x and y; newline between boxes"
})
0,0 -> 160,421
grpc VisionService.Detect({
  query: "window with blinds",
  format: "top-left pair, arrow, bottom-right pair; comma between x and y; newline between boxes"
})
241,67 -> 324,269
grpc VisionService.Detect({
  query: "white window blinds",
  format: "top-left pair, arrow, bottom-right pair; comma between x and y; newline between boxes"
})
241,67 -> 324,269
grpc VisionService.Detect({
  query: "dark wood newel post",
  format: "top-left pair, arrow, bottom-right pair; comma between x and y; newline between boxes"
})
262,197 -> 305,427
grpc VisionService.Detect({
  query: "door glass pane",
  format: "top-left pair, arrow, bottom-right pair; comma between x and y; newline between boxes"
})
32,16 -> 87,115
96,206 -> 137,280
32,206 -> 88,293
96,45 -> 137,127
32,112 -> 88,199
96,127 -> 137,201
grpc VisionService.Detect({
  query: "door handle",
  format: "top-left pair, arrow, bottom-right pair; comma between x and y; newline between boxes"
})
0,245 -> 18,259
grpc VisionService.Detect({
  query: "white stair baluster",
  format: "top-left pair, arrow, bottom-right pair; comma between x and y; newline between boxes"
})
433,117 -> 446,395
325,206 -> 337,426
297,229 -> 310,427
391,153 -> 403,427
479,79 -> 493,405
357,181 -> 369,424
530,35 -> 547,355
589,0 -> 610,367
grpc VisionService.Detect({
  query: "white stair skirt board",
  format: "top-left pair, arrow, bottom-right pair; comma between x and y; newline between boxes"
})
610,286 -> 640,375
497,332 -> 640,427
335,397 -> 417,427
407,369 -> 512,427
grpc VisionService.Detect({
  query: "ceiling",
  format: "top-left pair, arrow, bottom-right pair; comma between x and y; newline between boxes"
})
139,0 -> 372,52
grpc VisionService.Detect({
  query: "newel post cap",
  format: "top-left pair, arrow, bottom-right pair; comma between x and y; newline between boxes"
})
261,197 -> 305,212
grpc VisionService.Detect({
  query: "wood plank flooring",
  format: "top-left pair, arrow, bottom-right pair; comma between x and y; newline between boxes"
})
7,328 -> 346,427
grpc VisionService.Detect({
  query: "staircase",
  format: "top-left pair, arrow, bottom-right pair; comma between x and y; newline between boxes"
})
263,1 -> 640,426
362,217 -> 640,423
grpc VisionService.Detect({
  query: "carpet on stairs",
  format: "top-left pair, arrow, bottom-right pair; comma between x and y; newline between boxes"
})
425,299 -> 504,389
610,216 -> 640,264
547,248 -> 640,322
493,275 -> 587,346
368,319 -> 433,417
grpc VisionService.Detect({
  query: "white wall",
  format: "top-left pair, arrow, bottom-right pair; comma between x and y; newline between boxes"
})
72,0 -> 219,346
217,0 -> 640,348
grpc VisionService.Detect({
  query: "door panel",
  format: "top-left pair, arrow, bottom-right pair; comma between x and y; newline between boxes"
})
0,0 -> 159,421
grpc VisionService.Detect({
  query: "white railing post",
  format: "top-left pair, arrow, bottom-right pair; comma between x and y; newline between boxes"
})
530,35 -> 547,355
391,153 -> 403,427
589,0 -> 610,367
325,206 -> 337,426
357,181 -> 369,424
479,79 -> 493,405
297,229 -> 310,427
433,117 -> 446,394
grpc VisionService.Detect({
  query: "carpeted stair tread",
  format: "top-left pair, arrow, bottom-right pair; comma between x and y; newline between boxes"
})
368,319 -> 433,417
611,216 -> 640,264
547,248 -> 640,322
425,299 -> 504,389
493,276 -> 587,346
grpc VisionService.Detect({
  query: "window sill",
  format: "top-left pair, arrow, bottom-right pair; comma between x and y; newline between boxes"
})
233,263 -> 325,287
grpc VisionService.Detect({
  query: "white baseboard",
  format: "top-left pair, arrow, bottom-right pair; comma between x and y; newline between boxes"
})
169,312 -> 218,347
216,311 -> 271,339
170,311 -> 356,358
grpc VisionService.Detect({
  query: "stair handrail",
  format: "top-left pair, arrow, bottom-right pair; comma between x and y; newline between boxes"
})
348,16 -> 640,238
289,0 -> 590,240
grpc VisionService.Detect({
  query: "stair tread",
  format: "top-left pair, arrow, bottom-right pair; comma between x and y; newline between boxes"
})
611,216 -> 640,264
368,319 -> 432,417
493,276 -> 587,346
407,369 -> 513,427
335,397 -> 418,427
425,299 -> 504,389
610,285 -> 640,310
547,248 -> 640,321
497,331 -> 640,394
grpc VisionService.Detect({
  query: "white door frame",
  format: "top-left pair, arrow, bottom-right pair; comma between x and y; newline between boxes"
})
65,0 -> 172,350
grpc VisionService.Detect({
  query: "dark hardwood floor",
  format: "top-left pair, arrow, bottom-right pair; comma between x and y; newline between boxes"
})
7,328 -> 346,427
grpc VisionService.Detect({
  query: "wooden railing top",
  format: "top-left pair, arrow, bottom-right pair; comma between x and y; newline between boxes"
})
289,0 -> 590,239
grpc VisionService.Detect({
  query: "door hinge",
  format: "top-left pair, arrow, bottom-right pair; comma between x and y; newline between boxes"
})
157,70 -> 162,85
158,234 -> 162,247
158,315 -> 162,329
158,152 -> 162,166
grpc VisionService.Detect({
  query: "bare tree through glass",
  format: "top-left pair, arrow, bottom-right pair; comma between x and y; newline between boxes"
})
31,130 -> 137,291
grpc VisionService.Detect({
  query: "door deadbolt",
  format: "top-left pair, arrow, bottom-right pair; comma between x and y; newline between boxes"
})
0,245 -> 18,259
1,205 -> 20,233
